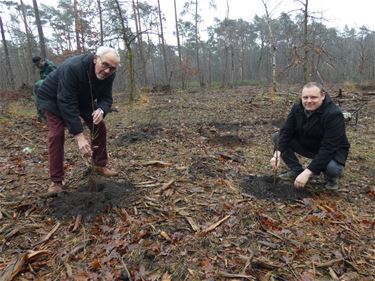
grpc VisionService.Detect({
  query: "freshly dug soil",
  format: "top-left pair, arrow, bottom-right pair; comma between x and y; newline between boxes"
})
242,175 -> 311,201
49,179 -> 138,219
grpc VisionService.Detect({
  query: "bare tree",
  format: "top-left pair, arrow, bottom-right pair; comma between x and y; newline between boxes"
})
0,15 -> 15,89
32,0 -> 46,58
96,0 -> 103,46
157,0 -> 168,84
113,0 -> 136,102
20,0 -> 34,85
261,0 -> 277,93
73,0 -> 82,52
174,0 -> 184,88
132,0 -> 148,85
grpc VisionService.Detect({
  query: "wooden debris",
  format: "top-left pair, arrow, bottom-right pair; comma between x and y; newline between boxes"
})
72,215 -> 82,232
159,231 -> 172,241
154,179 -> 175,194
0,253 -> 28,281
141,160 -> 172,167
185,216 -> 200,232
315,258 -> 343,268
4,226 -> 22,240
202,215 -> 230,233
33,222 -> 61,247
328,267 -> 339,280
0,251 -> 49,281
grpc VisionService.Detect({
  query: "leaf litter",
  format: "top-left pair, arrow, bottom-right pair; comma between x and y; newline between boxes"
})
0,86 -> 374,280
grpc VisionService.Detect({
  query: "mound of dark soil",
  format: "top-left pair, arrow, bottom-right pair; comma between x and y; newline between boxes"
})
242,175 -> 311,201
50,179 -> 138,219
115,123 -> 163,146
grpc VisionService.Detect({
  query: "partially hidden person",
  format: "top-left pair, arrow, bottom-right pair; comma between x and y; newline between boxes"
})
37,46 -> 120,194
270,82 -> 350,190
32,56 -> 57,121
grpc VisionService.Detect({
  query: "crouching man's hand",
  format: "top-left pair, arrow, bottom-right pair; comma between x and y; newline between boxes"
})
74,133 -> 92,157
92,108 -> 104,125
270,151 -> 281,171
294,169 -> 312,188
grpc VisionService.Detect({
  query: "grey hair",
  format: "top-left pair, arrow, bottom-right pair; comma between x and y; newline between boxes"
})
303,82 -> 325,94
96,46 -> 120,60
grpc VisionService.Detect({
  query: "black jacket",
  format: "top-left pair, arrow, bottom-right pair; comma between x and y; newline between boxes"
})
278,94 -> 350,174
38,54 -> 115,135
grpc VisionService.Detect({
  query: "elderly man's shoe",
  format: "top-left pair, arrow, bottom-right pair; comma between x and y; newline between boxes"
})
95,166 -> 118,177
47,182 -> 63,194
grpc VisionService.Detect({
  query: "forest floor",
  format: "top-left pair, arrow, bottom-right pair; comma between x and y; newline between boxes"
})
0,85 -> 374,281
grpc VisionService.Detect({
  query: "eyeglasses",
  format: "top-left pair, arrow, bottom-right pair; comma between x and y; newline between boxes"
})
98,56 -> 117,73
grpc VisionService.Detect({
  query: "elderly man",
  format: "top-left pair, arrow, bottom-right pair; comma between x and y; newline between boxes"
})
32,56 -> 57,121
270,82 -> 350,190
38,46 -> 120,194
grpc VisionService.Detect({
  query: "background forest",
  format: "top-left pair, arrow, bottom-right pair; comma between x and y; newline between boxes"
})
1,0 -> 375,97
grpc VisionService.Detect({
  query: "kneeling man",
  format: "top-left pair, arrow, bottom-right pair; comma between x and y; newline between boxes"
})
270,82 -> 350,190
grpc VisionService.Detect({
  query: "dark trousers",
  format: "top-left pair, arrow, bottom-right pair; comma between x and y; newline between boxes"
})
272,132 -> 343,179
45,111 -> 108,183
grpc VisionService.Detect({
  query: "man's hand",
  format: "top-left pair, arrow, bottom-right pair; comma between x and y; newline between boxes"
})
270,150 -> 281,171
294,169 -> 312,188
74,133 -> 92,157
92,108 -> 104,125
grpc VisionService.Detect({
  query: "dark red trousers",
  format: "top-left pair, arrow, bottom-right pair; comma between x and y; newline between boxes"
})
44,111 -> 108,183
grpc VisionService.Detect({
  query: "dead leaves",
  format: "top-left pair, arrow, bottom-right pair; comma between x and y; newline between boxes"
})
0,250 -> 50,281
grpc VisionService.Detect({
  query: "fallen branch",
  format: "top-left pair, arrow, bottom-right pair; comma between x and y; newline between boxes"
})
154,179 -> 175,194
33,222 -> 61,247
0,251 -> 50,281
202,215 -> 230,233
315,258 -> 343,268
141,160 -> 172,167
0,253 -> 27,281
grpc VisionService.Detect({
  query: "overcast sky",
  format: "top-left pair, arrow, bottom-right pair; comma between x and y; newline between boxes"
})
24,0 -> 375,42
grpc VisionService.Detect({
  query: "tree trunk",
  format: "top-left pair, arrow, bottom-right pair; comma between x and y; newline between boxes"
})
157,0 -> 168,84
73,0 -> 82,53
174,0 -> 184,89
0,15 -> 15,89
194,0 -> 202,86
303,0 -> 309,82
262,0 -> 277,93
132,0 -> 147,85
96,0 -> 104,46
32,0 -> 46,58
113,0 -> 135,102
20,0 -> 34,85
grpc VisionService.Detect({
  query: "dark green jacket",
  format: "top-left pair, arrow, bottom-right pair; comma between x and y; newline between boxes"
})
39,59 -> 56,79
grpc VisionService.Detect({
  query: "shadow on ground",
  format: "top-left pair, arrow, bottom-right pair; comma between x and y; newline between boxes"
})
49,179 -> 138,219
242,175 -> 311,201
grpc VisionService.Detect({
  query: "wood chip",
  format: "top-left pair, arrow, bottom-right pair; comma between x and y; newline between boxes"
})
202,215 -> 230,233
33,222 -> 61,247
154,179 -> 175,194
160,231 -> 172,241
141,160 -> 172,167
0,253 -> 27,281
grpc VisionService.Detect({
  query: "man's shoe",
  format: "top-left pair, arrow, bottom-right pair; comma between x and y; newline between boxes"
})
95,166 -> 118,177
325,178 -> 339,191
278,170 -> 299,181
47,182 -> 63,194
